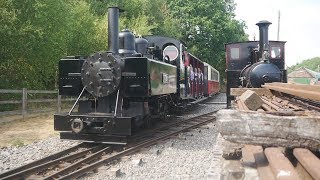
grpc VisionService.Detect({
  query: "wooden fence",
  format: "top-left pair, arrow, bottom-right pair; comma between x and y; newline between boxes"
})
0,89 -> 75,117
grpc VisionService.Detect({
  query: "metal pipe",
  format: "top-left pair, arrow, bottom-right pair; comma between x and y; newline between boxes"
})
114,89 -> 120,117
108,7 -> 120,54
68,87 -> 85,115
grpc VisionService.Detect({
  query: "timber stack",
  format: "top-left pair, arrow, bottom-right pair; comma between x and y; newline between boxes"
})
217,83 -> 320,180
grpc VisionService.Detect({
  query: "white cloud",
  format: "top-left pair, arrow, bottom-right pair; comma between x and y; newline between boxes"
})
234,0 -> 320,66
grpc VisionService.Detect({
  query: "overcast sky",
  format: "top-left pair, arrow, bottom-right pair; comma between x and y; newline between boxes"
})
234,0 -> 320,67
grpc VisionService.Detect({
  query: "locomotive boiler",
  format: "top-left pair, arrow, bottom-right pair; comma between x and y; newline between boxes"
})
225,20 -> 287,107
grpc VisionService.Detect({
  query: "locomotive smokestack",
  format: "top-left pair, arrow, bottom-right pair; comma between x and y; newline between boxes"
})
108,7 -> 120,54
256,20 -> 272,59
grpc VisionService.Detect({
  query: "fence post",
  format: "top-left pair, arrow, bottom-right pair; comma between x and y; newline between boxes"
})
22,88 -> 27,118
57,94 -> 61,113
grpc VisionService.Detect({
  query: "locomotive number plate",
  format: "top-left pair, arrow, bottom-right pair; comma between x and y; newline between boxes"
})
122,72 -> 137,77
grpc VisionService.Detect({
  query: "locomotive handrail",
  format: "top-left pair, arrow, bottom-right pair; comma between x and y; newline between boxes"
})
68,87 -> 86,115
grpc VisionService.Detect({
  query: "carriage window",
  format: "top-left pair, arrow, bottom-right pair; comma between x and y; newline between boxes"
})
211,69 -> 218,81
230,48 -> 240,60
271,47 -> 281,58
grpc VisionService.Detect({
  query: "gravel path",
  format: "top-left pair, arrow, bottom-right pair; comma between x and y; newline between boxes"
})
0,93 -> 227,179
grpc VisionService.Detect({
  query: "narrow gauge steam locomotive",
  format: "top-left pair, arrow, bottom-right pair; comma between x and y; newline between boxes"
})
54,7 -> 219,144
225,20 -> 287,108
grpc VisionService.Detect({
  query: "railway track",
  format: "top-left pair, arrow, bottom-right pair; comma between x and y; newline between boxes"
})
0,111 -> 217,179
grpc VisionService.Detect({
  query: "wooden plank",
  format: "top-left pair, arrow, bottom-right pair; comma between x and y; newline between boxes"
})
217,110 -> 320,150
221,160 -> 245,180
262,83 -> 320,101
236,98 -> 249,111
266,82 -> 320,92
57,95 -> 62,113
295,162 -> 313,180
261,97 -> 281,111
27,90 -> 57,94
28,99 -> 57,103
22,88 -> 27,118
0,100 -> 22,104
293,148 -> 320,180
252,146 -> 276,180
0,89 -> 22,93
230,88 -> 273,97
239,90 -> 263,110
236,98 -> 245,110
261,104 -> 274,111
241,145 -> 260,168
265,148 -> 301,180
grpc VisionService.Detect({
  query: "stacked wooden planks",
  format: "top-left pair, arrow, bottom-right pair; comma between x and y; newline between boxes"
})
262,83 -> 320,101
219,83 -> 320,179
241,145 -> 320,180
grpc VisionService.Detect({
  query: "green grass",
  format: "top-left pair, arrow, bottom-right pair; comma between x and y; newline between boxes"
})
11,139 -> 25,147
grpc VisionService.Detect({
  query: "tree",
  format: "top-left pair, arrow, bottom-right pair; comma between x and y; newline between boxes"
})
167,0 -> 248,80
0,0 -> 247,90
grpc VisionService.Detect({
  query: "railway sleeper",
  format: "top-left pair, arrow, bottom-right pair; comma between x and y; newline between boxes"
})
221,144 -> 320,180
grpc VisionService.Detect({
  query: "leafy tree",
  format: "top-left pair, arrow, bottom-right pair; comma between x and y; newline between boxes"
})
167,0 -> 248,80
0,0 -> 106,89
0,0 -> 247,91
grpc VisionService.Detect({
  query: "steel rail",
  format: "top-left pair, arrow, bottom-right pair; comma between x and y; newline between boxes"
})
0,143 -> 87,179
44,146 -> 113,179
129,111 -> 217,142
0,143 -> 104,180
57,114 -> 216,179
0,111 -> 217,180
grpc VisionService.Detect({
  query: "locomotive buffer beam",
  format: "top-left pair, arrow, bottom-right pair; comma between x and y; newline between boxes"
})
54,113 -> 134,144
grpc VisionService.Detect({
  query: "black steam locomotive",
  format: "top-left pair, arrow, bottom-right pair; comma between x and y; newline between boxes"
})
54,7 -> 218,144
225,20 -> 287,107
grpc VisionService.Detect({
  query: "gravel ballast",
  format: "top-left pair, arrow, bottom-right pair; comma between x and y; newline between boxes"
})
0,93 -> 227,179
84,93 -> 227,179
0,137 -> 79,173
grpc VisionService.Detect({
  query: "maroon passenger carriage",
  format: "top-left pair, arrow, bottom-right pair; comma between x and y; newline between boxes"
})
182,52 -> 220,99
203,62 -> 220,96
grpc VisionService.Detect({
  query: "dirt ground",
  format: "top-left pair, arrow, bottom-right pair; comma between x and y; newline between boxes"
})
0,113 -> 58,147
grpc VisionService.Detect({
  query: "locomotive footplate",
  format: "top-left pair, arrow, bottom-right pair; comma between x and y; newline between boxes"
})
54,113 -> 133,144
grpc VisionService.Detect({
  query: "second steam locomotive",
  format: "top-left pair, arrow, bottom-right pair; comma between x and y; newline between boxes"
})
225,20 -> 287,107
54,7 -> 219,144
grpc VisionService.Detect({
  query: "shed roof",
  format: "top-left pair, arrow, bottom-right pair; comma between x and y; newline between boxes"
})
288,67 -> 320,78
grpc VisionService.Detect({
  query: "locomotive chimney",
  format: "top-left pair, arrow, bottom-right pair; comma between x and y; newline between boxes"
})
256,20 -> 272,60
108,7 -> 120,54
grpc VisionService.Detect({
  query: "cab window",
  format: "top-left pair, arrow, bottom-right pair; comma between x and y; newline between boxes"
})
230,48 -> 240,60
271,47 -> 281,58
